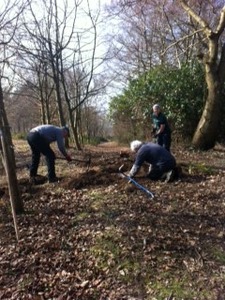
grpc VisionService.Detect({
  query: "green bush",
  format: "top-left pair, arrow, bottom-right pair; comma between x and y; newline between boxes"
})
109,62 -> 205,140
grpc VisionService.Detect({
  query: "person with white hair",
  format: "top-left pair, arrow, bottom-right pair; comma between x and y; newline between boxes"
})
152,104 -> 171,152
128,140 -> 177,182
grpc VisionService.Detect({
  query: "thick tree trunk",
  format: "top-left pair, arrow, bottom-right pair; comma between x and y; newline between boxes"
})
192,40 -> 225,150
192,75 -> 222,150
179,2 -> 225,150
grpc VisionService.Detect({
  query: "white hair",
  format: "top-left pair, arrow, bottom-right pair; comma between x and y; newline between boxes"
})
130,140 -> 143,152
153,104 -> 160,110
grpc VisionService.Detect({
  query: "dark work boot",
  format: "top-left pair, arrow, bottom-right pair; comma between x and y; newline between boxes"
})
48,177 -> 59,183
29,176 -> 37,185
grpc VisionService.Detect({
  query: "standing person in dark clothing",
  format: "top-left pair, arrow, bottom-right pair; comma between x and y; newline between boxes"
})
128,140 -> 177,182
27,125 -> 72,183
151,104 -> 171,152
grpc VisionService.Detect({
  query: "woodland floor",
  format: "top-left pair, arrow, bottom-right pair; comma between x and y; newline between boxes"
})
1,140 -> 225,299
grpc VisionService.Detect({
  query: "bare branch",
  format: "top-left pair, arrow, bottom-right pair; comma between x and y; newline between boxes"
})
215,6 -> 225,36
178,0 -> 214,38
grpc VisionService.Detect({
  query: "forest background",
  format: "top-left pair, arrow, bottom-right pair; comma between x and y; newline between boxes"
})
1,0 -> 225,214
1,0 -> 225,150
1,1 -> 225,298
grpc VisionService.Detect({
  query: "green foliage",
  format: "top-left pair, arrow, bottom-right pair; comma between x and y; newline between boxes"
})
211,246 -> 225,264
12,132 -> 27,140
187,162 -> 214,175
109,62 -> 205,140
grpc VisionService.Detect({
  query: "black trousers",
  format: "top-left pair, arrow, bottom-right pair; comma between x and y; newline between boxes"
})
27,132 -> 56,180
156,133 -> 171,152
147,160 -> 176,181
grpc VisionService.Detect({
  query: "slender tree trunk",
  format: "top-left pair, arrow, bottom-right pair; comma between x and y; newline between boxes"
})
73,109 -> 82,150
0,80 -> 24,214
40,96 -> 46,124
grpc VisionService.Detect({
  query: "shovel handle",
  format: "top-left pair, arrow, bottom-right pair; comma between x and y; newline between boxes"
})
119,165 -> 154,198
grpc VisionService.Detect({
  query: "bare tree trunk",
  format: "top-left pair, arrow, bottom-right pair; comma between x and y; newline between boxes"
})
0,80 -> 24,215
73,109 -> 82,151
192,39 -> 225,149
0,133 -> 20,241
192,77 -> 221,149
179,1 -> 225,149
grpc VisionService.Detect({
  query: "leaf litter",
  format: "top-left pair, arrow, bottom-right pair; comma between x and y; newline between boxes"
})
1,142 -> 225,299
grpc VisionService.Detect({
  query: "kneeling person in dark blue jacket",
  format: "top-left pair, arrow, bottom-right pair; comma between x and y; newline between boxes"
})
128,140 -> 177,182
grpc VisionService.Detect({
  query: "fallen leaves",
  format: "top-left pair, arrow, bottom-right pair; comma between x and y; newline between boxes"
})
1,143 -> 225,298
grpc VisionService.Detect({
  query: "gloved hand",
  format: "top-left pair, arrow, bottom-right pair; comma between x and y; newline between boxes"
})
151,127 -> 157,132
127,174 -> 134,183
66,155 -> 72,162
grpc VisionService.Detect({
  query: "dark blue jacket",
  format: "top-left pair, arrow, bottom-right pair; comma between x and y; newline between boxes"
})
130,142 -> 176,176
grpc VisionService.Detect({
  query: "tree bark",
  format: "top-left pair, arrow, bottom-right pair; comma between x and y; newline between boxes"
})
0,80 -> 24,214
192,36 -> 225,149
179,1 -> 225,150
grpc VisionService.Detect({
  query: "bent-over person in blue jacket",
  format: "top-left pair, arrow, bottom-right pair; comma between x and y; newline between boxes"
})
27,124 -> 72,183
128,140 -> 177,182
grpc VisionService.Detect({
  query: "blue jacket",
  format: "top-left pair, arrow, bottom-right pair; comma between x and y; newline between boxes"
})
130,142 -> 176,176
30,125 -> 67,157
